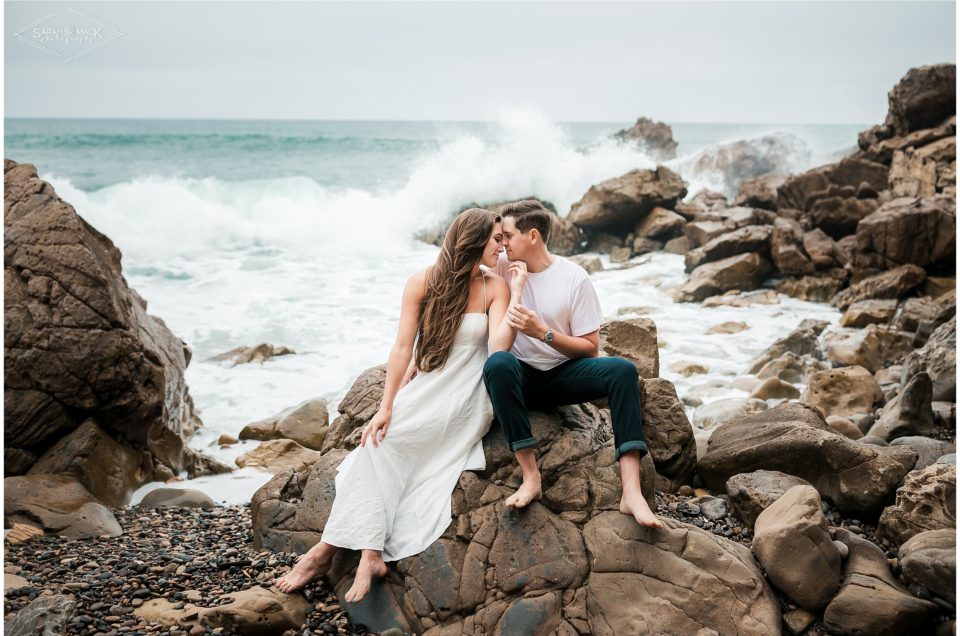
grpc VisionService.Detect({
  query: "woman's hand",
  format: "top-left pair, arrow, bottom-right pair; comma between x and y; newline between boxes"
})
508,261 -> 528,296
361,408 -> 391,447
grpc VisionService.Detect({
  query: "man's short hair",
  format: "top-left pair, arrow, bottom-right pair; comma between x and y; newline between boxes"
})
499,199 -> 552,243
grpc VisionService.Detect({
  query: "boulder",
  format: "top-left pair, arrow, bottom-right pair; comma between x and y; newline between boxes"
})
581,513 -> 781,635
884,63 -> 956,137
755,351 -> 829,384
770,217 -> 814,275
633,206 -> 685,241
207,343 -> 296,366
808,194 -> 880,239
236,439 -> 324,474
3,594 -> 77,636
901,318 -> 956,402
133,586 -> 308,634
698,402 -> 918,517
889,148 -> 938,198
747,319 -> 829,374
4,160 -> 209,479
613,117 -> 678,160
826,416 -> 864,440
640,378 -> 696,489
823,324 -> 915,373
778,156 -> 888,211
877,463 -> 956,547
682,219 -> 736,246
568,167 -> 687,233
894,296 -> 944,333
890,437 -> 956,471
683,225 -> 772,272
725,470 -> 813,530
663,235 -> 694,255
673,252 -> 772,303
752,485 -> 842,611
867,372 -> 936,440
776,276 -> 842,303
854,195 -> 956,270
823,528 -> 938,635
898,528 -> 956,606
139,487 -> 215,509
599,318 -> 659,379
801,366 -> 884,418
4,474 -> 122,538
691,398 -> 768,430
239,398 -> 330,450
803,228 -> 848,268
839,299 -> 898,327
831,264 -> 926,310
734,174 -> 786,210
26,419 -> 150,507
750,377 -> 800,400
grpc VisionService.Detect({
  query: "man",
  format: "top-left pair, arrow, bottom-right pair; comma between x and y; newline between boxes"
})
483,199 -> 661,529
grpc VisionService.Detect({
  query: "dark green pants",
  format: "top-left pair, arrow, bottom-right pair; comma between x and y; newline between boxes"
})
482,351 -> 648,460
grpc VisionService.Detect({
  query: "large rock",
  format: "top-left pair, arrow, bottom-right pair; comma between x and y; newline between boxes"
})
133,586 -> 308,634
640,378 -> 696,489
598,318 -> 659,379
889,148 -> 938,198
683,224 -> 772,272
633,206 -> 685,240
567,166 -> 687,232
25,418 -> 150,507
613,117 -> 678,160
884,63 -> 957,137
854,195 -> 956,270
236,439 -> 323,474
754,351 -> 829,384
747,319 -> 829,374
808,193 -> 881,239
839,299 -> 898,327
4,474 -> 122,538
777,156 -> 888,212
831,264 -> 927,310
776,275 -> 842,303
889,437 -> 956,471
752,485 -> 842,611
898,529 -> 956,606
139,487 -> 215,509
4,160 -> 212,479
3,594 -> 77,636
901,317 -> 956,402
239,398 -> 330,450
823,527 -> 938,635
770,217 -> 814,275
697,402 -> 918,517
674,252 -> 772,303
580,513 -> 781,635
725,470 -> 813,530
867,372 -> 936,440
801,365 -> 884,418
735,174 -> 786,210
877,463 -> 956,547
822,324 -> 914,373
692,397 -> 768,430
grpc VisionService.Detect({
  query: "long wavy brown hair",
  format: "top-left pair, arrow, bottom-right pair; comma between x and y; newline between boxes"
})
415,207 -> 501,372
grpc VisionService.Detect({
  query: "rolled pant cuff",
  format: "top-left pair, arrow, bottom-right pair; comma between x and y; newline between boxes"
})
615,440 -> 648,461
509,437 -> 538,453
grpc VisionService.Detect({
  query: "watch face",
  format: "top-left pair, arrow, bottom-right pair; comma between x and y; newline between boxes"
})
545,331 -> 554,342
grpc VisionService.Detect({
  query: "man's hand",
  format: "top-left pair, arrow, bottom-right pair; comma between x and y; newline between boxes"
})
506,305 -> 547,340
507,261 -> 528,296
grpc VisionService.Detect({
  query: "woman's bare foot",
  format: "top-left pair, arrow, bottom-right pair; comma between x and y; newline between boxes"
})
504,478 -> 542,509
619,491 -> 663,529
274,551 -> 332,593
344,551 -> 388,603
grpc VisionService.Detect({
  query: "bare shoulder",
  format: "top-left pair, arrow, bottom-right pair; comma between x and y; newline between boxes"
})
485,271 -> 509,295
403,269 -> 429,301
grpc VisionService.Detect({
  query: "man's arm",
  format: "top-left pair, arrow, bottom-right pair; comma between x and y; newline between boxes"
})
505,305 -> 600,359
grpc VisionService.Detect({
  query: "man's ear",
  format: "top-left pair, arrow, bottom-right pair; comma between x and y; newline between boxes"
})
528,228 -> 540,244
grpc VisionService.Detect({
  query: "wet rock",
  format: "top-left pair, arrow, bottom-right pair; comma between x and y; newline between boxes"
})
823,527 -> 938,635
613,117 -> 678,160
801,365 -> 884,419
726,470 -> 813,530
840,299 -> 898,327
734,174 -> 786,210
207,343 -> 296,366
4,160 -> 205,480
599,318 -> 659,379
753,485 -> 841,610
139,487 -> 215,509
568,166 -> 687,233
685,132 -> 803,199
239,398 -> 330,450
831,264 -> 926,310
755,351 -> 829,384
4,474 -> 122,538
634,206 -> 685,240
683,219 -> 736,247
894,296 -> 944,333
901,318 -> 956,402
236,439 -> 324,474
898,528 -> 956,606
854,195 -> 956,270
3,593 -> 77,636
704,320 -> 748,335
803,228 -> 848,268
683,225 -> 772,272
776,275 -> 841,303
777,156 -> 888,212
877,463 -> 956,547
808,194 -> 881,239
698,402 -> 918,517
692,398 -> 768,430
673,252 -> 772,303
770,217 -> 814,275
747,319 -> 829,374
823,324 -> 914,372
663,235 -> 694,255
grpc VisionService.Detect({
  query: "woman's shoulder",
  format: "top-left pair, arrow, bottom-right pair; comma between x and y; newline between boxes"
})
402,268 -> 430,301
483,270 -> 509,293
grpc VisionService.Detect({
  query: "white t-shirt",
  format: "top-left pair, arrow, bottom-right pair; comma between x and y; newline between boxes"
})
493,252 -> 604,371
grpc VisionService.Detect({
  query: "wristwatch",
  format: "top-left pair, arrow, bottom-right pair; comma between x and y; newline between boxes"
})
543,329 -> 555,344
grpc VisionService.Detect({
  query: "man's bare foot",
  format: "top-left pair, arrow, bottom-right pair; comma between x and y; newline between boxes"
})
504,479 -> 542,509
343,553 -> 388,603
274,552 -> 332,593
620,491 -> 663,529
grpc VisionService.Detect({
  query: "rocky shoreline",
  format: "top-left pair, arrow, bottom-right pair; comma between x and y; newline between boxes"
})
5,63 -> 957,635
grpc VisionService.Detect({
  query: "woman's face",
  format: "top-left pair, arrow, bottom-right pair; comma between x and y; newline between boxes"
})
480,221 -> 503,268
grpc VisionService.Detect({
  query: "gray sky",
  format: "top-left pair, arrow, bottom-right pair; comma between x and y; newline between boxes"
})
4,1 -> 956,123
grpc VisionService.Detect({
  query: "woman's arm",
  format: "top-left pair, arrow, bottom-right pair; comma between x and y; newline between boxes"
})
361,270 -> 425,447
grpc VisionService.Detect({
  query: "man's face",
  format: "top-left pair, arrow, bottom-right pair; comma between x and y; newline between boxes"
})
501,216 -> 532,262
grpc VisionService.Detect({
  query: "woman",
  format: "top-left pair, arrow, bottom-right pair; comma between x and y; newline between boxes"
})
275,208 -> 524,602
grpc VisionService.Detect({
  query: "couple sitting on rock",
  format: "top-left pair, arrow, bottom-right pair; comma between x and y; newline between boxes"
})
275,200 -> 661,602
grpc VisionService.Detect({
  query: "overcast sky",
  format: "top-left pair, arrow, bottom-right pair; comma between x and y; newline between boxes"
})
4,1 -> 956,123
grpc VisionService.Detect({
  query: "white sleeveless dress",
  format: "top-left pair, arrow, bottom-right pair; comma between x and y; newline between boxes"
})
320,280 -> 494,562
